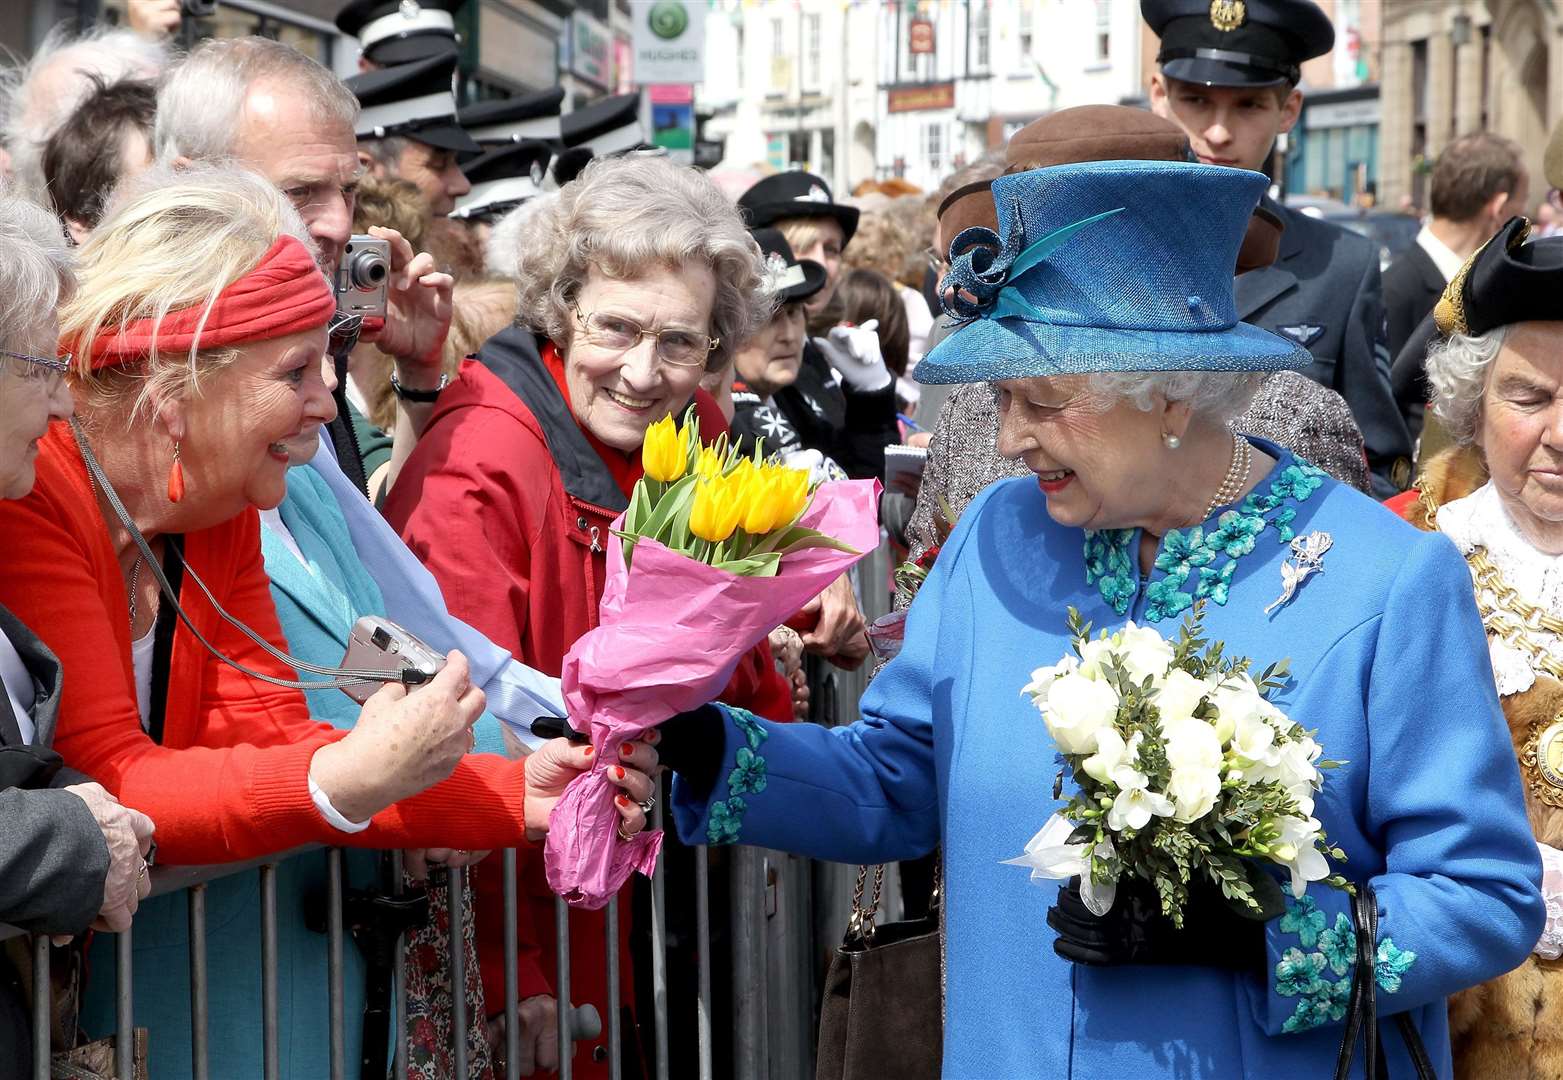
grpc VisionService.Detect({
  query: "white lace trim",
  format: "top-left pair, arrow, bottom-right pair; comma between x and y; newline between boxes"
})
1437,482 -> 1563,696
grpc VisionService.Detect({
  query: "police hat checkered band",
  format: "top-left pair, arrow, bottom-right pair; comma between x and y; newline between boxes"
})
467,115 -> 562,144
915,159 -> 1312,384
796,185 -> 831,204
356,90 -> 458,138
452,175 -> 545,219
358,5 -> 455,49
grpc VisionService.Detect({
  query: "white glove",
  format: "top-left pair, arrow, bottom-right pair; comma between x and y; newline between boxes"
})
1537,841 -> 1563,959
815,320 -> 892,393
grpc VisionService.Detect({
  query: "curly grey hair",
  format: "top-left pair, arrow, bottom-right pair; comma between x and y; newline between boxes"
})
1425,326 -> 1511,447
1086,371 -> 1265,423
510,155 -> 768,372
0,188 -> 75,348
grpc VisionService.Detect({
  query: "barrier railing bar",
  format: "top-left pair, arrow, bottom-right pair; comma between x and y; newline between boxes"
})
31,934 -> 47,1080
555,895 -> 572,1080
606,894 -> 622,1080
449,868 -> 469,1078
392,850 -> 408,1080
115,923 -> 133,1080
189,882 -> 209,1080
260,862 -> 279,1080
649,789 -> 669,1080
326,849 -> 345,1080
502,848 -> 520,1080
694,845 -> 712,1080
730,847 -> 767,1079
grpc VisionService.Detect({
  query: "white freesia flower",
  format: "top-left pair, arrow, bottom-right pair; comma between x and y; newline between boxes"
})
1022,655 -> 1080,708
1106,769 -> 1175,832
1155,668 -> 1213,728
1277,735 -> 1323,791
1270,816 -> 1331,897
1043,672 -> 1120,754
1083,729 -> 1142,786
1168,767 -> 1222,823
1000,814 -> 1119,914
1116,622 -> 1176,684
1080,835 -> 1118,915
1077,636 -> 1114,681
1229,710 -> 1282,780
1209,673 -> 1264,745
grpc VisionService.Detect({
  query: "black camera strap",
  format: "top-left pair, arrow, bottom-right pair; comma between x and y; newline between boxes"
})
70,418 -> 432,693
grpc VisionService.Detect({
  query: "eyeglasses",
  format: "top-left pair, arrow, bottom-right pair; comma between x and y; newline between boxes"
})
0,350 -> 71,394
572,302 -> 718,369
923,245 -> 947,275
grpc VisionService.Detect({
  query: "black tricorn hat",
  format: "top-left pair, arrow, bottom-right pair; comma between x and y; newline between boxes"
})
737,171 -> 859,247
1142,0 -> 1334,88
751,228 -> 826,305
1435,216 -> 1563,338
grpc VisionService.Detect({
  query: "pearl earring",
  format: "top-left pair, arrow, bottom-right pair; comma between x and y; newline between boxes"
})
1163,433 -> 1181,450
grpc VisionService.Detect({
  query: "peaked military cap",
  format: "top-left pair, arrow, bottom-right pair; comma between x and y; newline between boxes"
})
737,171 -> 859,246
460,87 -> 565,147
1434,216 -> 1563,339
560,92 -> 649,158
336,0 -> 463,66
346,53 -> 479,154
451,140 -> 553,222
1142,0 -> 1334,88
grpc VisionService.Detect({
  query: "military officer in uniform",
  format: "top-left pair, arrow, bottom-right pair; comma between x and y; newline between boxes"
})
1144,0 -> 1413,497
335,0 -> 465,71
347,52 -> 481,218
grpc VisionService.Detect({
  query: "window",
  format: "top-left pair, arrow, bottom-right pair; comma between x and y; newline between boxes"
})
923,122 -> 945,177
1094,0 -> 1111,62
771,17 -> 785,59
805,13 -> 821,90
1018,1 -> 1034,57
973,2 -> 990,71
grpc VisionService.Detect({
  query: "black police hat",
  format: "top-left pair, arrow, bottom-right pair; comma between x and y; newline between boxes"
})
460,87 -> 565,147
737,171 -> 859,247
346,53 -> 479,154
1435,217 -> 1563,339
451,140 -> 553,222
751,228 -> 827,306
336,0 -> 464,67
560,93 -> 649,157
1142,0 -> 1334,88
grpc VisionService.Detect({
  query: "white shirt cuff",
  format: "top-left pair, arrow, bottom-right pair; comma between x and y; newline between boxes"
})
308,771 -> 372,834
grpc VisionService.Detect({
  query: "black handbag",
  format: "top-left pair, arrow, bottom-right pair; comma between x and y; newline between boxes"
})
815,862 -> 943,1080
1334,884 -> 1436,1080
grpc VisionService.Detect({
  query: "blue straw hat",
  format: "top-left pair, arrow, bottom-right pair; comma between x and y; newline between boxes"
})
915,159 -> 1313,384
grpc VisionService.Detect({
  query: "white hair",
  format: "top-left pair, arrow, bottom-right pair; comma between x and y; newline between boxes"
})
1425,325 -> 1511,448
485,193 -> 557,278
0,185 -> 75,348
1086,370 -> 1265,423
154,36 -> 358,164
0,24 -> 168,203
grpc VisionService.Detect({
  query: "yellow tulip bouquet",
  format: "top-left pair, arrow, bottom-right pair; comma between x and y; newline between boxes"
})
545,407 -> 881,908
625,408 -> 859,574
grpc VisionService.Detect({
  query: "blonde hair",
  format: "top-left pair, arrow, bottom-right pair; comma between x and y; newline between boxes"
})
60,162 -> 314,420
512,155 -> 767,372
776,218 -> 827,262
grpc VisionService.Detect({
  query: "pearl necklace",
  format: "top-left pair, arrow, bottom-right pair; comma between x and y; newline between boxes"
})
1202,434 -> 1252,521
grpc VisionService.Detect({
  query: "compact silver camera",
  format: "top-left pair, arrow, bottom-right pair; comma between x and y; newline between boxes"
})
338,616 -> 446,704
335,235 -> 391,320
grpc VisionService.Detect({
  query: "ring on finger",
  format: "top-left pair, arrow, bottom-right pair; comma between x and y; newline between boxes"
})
637,794 -> 656,815
137,860 -> 149,882
616,822 -> 637,842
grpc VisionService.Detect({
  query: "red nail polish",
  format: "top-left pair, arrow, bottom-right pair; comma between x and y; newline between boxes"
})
621,743 -> 634,758
582,746 -> 594,757
613,766 -> 626,780
616,795 -> 630,807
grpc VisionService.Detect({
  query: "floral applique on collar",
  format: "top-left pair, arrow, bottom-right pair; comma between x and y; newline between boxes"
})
1083,459 -> 1328,623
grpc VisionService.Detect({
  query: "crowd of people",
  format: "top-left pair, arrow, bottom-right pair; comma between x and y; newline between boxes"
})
0,0 -> 1561,1076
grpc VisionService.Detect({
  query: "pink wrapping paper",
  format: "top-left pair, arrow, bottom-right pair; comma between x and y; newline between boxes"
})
544,479 -> 881,908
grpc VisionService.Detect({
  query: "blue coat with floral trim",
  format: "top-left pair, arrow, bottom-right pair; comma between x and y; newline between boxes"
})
673,441 -> 1543,1079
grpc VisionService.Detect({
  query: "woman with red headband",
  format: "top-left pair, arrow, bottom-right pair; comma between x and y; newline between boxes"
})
0,163 -> 657,1078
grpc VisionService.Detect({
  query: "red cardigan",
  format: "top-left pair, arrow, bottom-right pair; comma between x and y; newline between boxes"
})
0,423 -> 534,864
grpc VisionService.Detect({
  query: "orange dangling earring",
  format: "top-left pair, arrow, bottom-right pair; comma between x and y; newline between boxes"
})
167,442 -> 185,504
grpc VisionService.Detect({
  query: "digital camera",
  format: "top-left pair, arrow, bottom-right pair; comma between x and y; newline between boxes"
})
334,235 -> 391,320
338,616 -> 446,704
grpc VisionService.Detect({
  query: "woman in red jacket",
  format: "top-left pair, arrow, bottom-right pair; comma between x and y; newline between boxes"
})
386,154 -> 796,1078
0,164 -> 659,1074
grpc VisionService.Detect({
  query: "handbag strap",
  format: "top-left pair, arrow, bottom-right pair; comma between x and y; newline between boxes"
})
1332,885 -> 1435,1080
845,853 -> 943,947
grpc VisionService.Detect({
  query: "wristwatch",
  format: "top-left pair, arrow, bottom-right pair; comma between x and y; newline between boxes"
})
389,371 -> 450,403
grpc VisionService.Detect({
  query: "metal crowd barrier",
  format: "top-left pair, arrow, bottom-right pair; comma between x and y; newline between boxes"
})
2,536 -> 900,1080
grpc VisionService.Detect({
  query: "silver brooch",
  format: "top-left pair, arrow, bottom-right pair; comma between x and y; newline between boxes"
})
1264,531 -> 1333,616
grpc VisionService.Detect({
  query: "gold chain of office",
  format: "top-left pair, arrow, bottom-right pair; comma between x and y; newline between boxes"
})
1466,547 -> 1563,682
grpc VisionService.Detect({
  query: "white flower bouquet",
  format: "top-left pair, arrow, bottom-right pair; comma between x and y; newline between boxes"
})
1006,604 -> 1351,927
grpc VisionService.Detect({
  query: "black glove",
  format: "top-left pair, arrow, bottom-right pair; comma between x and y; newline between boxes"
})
1047,874 -> 1266,972
652,704 -> 728,799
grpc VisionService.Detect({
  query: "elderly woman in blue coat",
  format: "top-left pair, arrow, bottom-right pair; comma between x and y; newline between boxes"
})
657,159 -> 1544,1079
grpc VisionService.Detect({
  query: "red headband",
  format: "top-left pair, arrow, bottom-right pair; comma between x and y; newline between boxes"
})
84,235 -> 337,370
